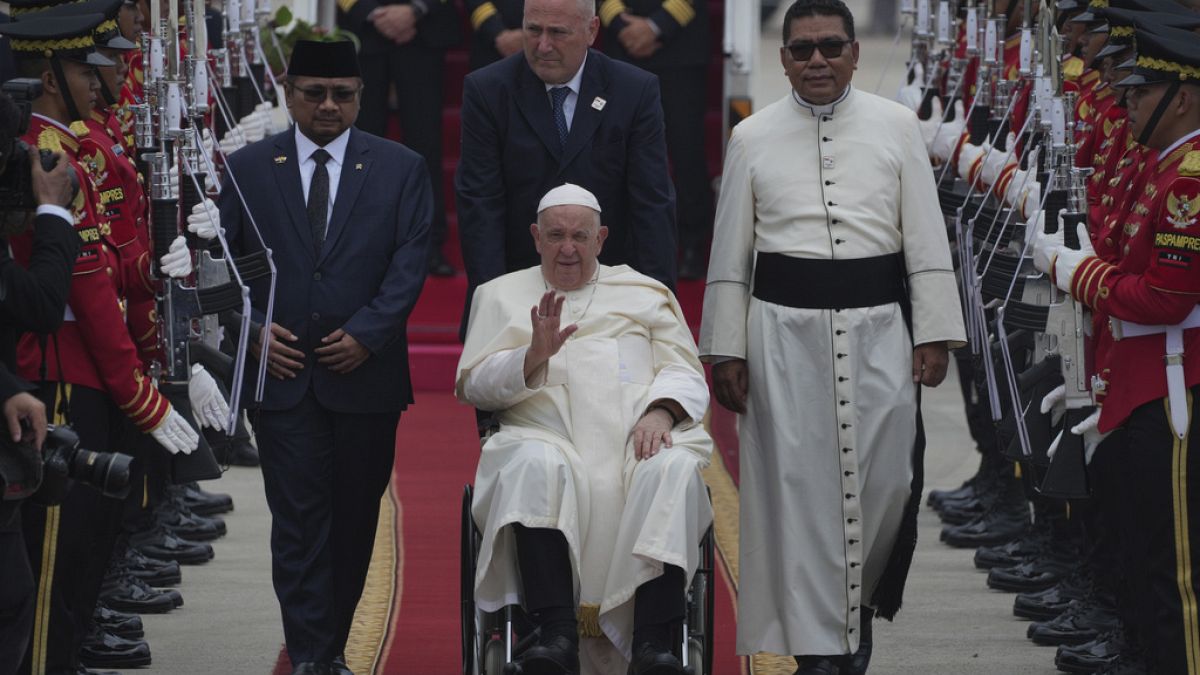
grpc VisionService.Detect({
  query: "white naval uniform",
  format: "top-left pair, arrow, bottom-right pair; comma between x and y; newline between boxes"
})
698,86 -> 966,656
457,265 -> 714,664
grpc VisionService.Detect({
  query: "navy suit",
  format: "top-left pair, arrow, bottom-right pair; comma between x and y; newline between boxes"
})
219,126 -> 431,662
455,49 -> 677,333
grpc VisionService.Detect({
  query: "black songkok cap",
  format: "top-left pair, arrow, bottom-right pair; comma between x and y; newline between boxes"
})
287,40 -> 361,79
1118,24 -> 1200,87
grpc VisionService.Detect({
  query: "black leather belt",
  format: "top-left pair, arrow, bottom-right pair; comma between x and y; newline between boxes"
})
752,252 -> 907,310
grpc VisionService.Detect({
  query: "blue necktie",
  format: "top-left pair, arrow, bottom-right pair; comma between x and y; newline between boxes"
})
550,86 -> 569,147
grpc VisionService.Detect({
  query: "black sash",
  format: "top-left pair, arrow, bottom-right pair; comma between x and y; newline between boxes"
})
751,252 -> 907,310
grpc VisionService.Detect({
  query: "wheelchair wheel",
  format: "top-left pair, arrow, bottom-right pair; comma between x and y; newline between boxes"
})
462,485 -> 482,675
686,637 -> 705,675
482,627 -> 508,675
683,525 -> 716,675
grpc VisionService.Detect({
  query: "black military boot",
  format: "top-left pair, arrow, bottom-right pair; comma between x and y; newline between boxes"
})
154,497 -> 226,541
1013,568 -> 1092,621
928,452 -> 997,509
1093,650 -> 1148,675
79,627 -> 152,668
986,547 -> 1076,592
122,546 -> 182,587
1027,597 -> 1118,646
973,521 -> 1051,569
940,474 -> 1029,549
93,603 -> 143,640
168,482 -> 233,516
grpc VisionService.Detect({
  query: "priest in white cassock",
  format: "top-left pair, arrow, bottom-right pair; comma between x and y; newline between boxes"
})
457,183 -> 714,675
698,1 -> 966,674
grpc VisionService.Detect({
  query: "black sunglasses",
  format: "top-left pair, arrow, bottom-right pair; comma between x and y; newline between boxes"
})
294,85 -> 361,104
786,39 -> 851,61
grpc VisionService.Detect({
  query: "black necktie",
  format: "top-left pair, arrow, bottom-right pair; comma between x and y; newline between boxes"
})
308,148 -> 331,253
550,86 -> 569,147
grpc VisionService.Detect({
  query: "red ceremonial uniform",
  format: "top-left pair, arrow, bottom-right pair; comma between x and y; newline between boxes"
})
1066,131 -> 1200,432
10,115 -> 170,433
79,110 -> 162,366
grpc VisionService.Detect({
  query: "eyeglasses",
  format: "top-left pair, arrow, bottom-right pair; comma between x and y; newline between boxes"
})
294,85 -> 361,104
786,39 -> 851,62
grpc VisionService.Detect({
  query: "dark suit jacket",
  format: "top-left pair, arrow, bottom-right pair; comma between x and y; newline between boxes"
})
218,127 -> 432,414
338,0 -> 460,56
455,50 -> 677,313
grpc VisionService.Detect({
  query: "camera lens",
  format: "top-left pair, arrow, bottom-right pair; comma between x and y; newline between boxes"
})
69,448 -> 135,499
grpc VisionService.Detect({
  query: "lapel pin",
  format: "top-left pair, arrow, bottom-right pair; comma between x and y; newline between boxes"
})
355,163 -> 363,170
591,96 -> 606,111
274,155 -> 287,164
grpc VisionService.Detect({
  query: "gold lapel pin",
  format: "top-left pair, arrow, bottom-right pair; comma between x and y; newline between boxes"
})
274,155 -> 287,164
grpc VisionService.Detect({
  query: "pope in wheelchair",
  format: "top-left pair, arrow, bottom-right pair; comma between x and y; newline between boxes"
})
456,185 -> 715,675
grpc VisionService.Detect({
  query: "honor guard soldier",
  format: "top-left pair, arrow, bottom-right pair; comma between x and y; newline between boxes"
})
599,0 -> 713,279
1033,23 -> 1200,675
0,11 -> 200,674
464,0 -> 523,71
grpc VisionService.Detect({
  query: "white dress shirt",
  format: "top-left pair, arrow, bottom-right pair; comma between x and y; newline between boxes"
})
295,126 -> 350,223
543,54 -> 587,133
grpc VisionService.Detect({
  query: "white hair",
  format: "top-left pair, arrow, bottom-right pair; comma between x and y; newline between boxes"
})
524,0 -> 596,20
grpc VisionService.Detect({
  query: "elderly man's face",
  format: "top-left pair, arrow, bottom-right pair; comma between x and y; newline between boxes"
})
523,0 -> 598,85
781,14 -> 859,106
531,205 -> 608,290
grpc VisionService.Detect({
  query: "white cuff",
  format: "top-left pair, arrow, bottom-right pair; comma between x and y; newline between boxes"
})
36,204 -> 73,224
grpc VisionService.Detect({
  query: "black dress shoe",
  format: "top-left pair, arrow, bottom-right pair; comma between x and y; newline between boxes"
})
973,526 -> 1047,570
100,571 -> 176,614
122,547 -> 182,587
1055,628 -> 1126,673
94,603 -> 144,640
793,656 -> 839,675
79,628 -> 152,668
154,500 -> 226,541
986,553 -> 1074,592
1027,599 -> 1118,646
627,642 -> 684,675
170,482 -> 233,515
292,663 -> 332,675
940,501 -> 1029,548
1013,570 -> 1090,621
131,524 -> 214,564
514,633 -> 579,675
331,655 -> 353,675
427,251 -> 456,277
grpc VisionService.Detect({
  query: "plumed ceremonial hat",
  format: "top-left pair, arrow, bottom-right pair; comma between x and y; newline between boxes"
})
0,13 -> 114,66
287,40 -> 361,79
1118,24 -> 1200,87
23,0 -> 137,51
538,183 -> 602,214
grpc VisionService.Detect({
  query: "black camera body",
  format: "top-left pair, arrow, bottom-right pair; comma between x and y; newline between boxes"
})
0,79 -> 74,214
0,424 -> 136,526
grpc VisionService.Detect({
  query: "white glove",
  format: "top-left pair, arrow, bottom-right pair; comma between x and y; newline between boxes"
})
980,133 -> 1018,186
929,100 -> 967,164
150,407 -> 200,455
1052,222 -> 1097,294
1046,409 -> 1106,464
159,235 -> 193,278
187,363 -> 229,432
199,128 -> 215,167
957,141 -> 988,184
219,127 -> 247,155
1040,383 -> 1066,426
238,111 -> 266,143
1005,168 -> 1042,218
1029,211 -> 1063,274
897,62 -> 925,112
254,101 -> 279,134
187,197 -> 221,240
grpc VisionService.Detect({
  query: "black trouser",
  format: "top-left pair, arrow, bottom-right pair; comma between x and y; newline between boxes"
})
644,64 -> 712,252
513,524 -> 686,641
356,43 -> 447,256
1118,391 -> 1200,673
0,509 -> 34,675
254,389 -> 399,663
21,384 -> 123,675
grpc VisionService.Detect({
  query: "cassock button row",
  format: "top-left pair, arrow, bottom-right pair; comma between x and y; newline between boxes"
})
836,330 -> 845,335
850,562 -> 860,568
851,584 -> 859,589
822,137 -> 832,142
839,400 -> 847,406
841,423 -> 851,429
825,180 -> 835,186
842,447 -> 851,453
835,239 -> 844,244
844,470 -> 853,476
849,538 -> 858,544
836,353 -> 845,358
845,493 -> 853,499
838,376 -> 848,382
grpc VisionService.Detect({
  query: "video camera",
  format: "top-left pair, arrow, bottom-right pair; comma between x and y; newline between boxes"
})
0,78 -> 78,215
0,424 -> 136,526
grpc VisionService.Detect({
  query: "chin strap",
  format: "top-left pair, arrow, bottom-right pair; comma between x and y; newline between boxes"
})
50,57 -> 83,123
1138,81 -> 1182,147
94,66 -> 117,107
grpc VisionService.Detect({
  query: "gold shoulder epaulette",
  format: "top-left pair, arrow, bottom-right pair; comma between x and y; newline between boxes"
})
68,120 -> 89,137
1181,151 -> 1200,177
37,127 -> 63,153
1063,57 -> 1084,81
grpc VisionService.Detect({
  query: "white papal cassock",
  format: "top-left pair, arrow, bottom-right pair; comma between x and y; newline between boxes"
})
457,265 -> 714,663
699,86 -> 967,656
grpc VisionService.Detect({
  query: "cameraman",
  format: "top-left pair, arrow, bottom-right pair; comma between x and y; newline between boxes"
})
0,94 -> 81,673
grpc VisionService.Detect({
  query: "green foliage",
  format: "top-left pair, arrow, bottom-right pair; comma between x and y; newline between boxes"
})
261,6 -> 359,75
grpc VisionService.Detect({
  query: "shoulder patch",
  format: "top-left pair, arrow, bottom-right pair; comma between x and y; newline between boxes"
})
68,121 -> 89,137
1181,151 -> 1200,177
37,127 -> 62,153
